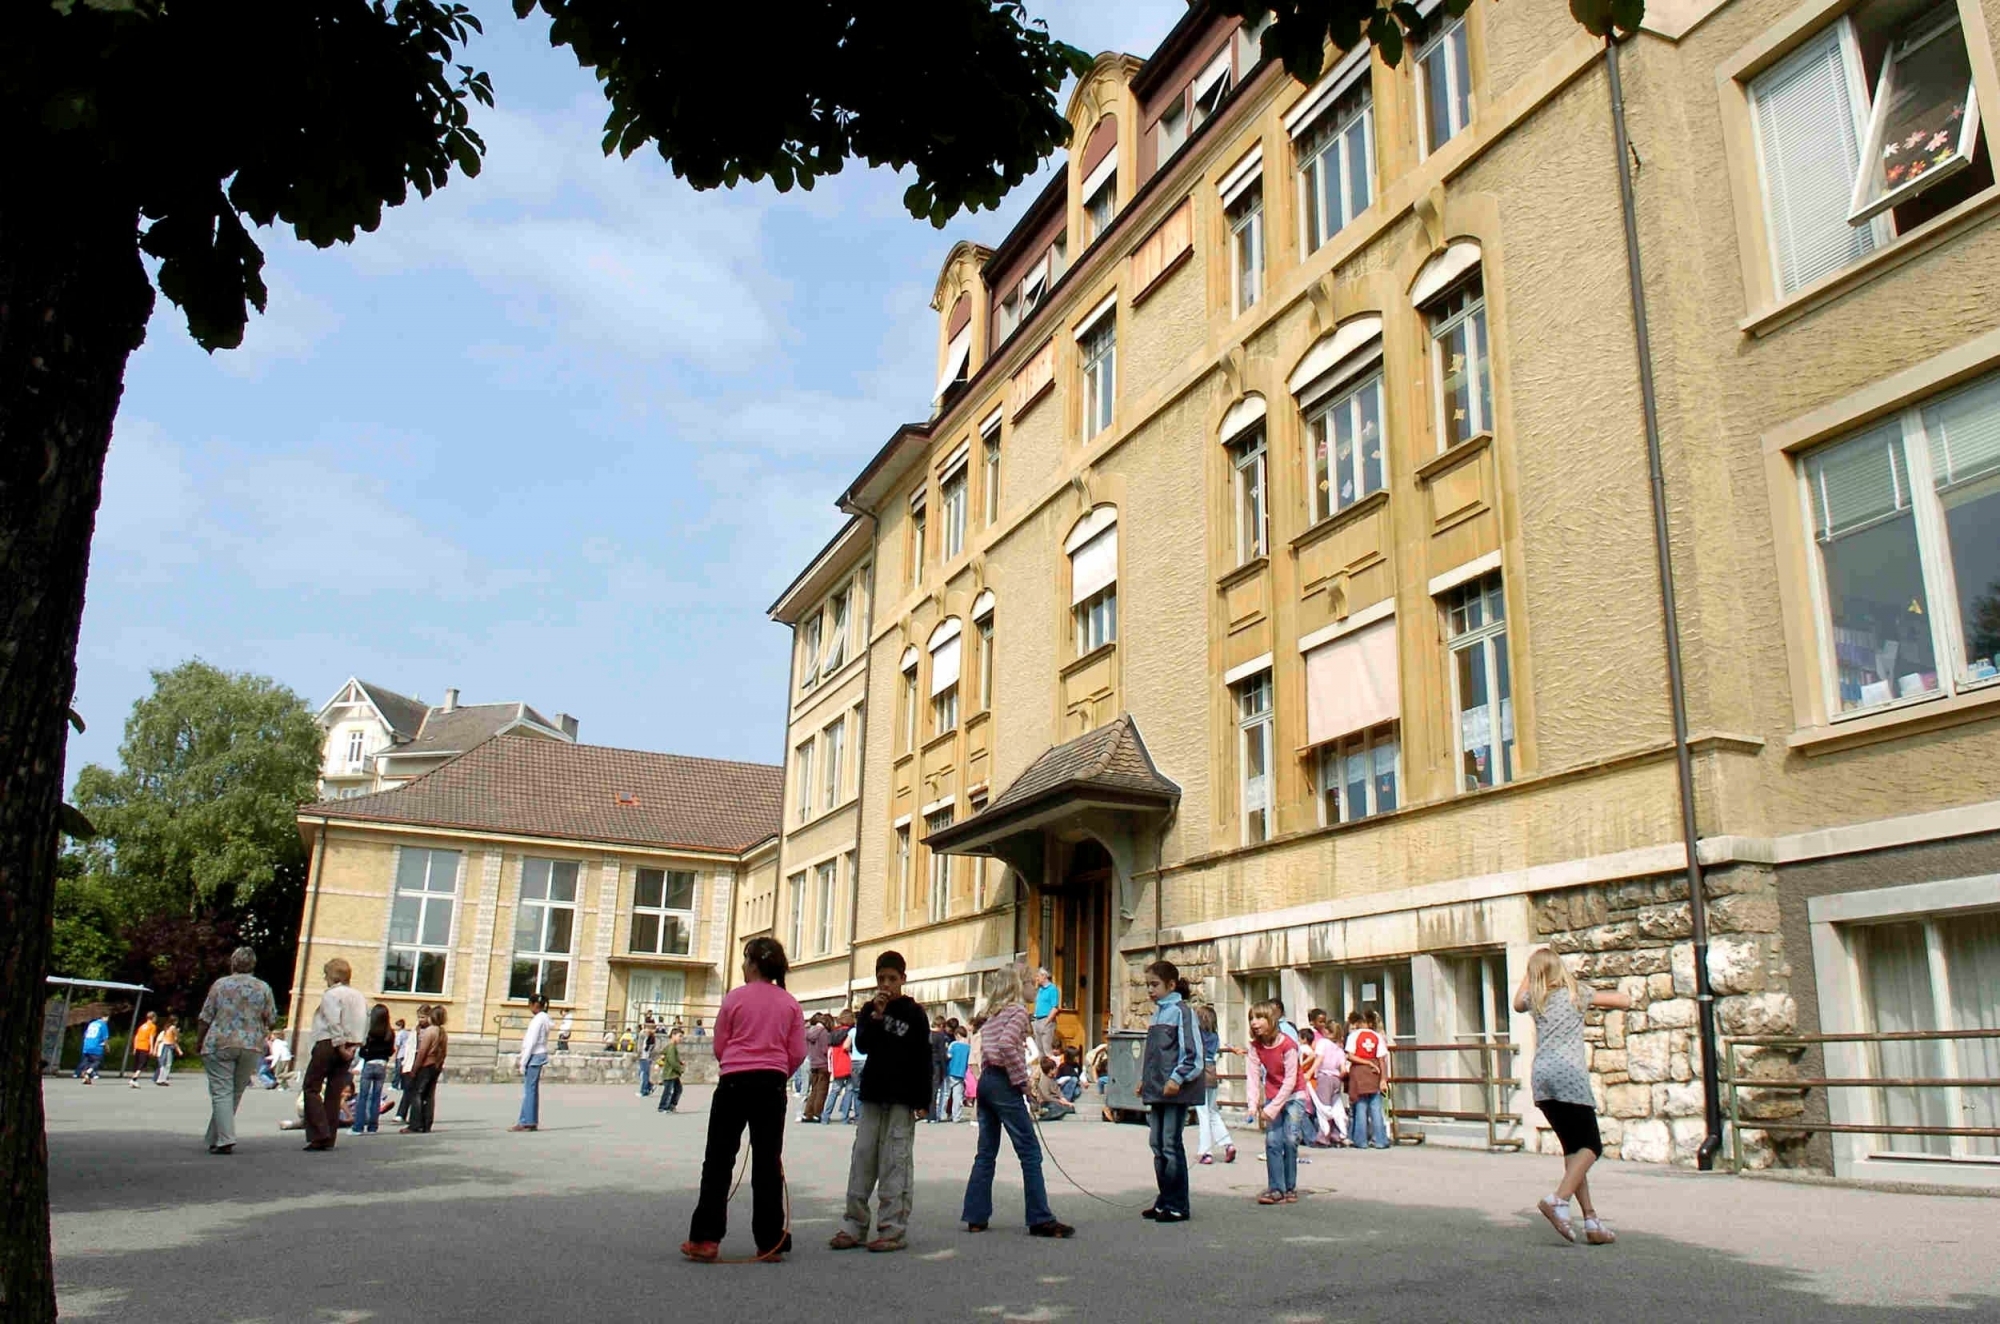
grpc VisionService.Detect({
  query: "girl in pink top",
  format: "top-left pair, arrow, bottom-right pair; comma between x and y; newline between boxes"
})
683,937 -> 806,1263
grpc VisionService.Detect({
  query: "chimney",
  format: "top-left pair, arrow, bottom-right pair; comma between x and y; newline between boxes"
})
442,687 -> 460,713
554,712 -> 579,741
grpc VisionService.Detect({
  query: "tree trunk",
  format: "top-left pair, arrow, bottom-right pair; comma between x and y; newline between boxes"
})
0,191 -> 153,1323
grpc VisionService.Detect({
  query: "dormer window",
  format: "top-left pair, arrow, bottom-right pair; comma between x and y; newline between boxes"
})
1078,120 -> 1119,247
1083,169 -> 1117,245
1191,51 -> 1233,131
1157,98 -> 1188,161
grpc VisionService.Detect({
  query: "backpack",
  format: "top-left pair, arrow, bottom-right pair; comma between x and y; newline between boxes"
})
830,1041 -> 852,1078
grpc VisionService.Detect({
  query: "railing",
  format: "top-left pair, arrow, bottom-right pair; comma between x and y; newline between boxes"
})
488,1004 -> 725,1050
1383,1040 -> 1524,1151
1723,1028 -> 2000,1174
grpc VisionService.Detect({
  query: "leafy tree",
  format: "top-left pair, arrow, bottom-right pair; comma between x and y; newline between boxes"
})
49,855 -> 122,982
0,1 -> 1637,1315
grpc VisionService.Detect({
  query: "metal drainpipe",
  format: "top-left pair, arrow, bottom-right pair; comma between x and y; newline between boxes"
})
1605,35 -> 1724,1170
290,817 -> 330,1064
843,514 -> 880,1011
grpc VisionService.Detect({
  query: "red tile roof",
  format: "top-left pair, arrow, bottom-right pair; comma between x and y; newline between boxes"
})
303,733 -> 781,854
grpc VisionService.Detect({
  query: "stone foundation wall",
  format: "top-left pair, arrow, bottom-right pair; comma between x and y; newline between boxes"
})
1536,864 -> 1808,1169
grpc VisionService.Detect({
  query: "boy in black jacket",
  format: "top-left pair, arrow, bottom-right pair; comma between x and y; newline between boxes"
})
829,951 -> 930,1252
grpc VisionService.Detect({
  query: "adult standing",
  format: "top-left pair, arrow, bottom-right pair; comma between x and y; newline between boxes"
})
198,946 -> 277,1155
682,937 -> 806,1263
1031,968 -> 1059,1058
350,1006 -> 396,1135
128,1011 -> 159,1088
511,993 -> 552,1133
960,964 -> 1074,1239
395,1008 -> 426,1121
403,1005 -> 449,1133
300,957 -> 368,1151
801,1013 -> 831,1122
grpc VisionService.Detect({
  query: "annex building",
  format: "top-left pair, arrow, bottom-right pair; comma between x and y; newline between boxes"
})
742,0 -> 2000,1182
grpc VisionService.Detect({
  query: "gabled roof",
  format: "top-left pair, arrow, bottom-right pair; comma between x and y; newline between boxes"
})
928,714 -> 1179,853
386,702 -> 565,760
302,733 -> 782,855
320,677 -> 429,737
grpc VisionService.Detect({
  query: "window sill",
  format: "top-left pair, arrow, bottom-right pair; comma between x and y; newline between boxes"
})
1787,679 -> 2000,756
921,728 -> 960,758
1216,555 -> 1270,592
1741,185 -> 2000,338
1289,488 -> 1390,559
1062,642 -> 1117,679
1414,431 -> 1493,484
614,951 -> 708,965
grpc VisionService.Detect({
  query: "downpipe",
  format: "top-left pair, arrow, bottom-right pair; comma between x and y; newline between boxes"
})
1604,35 -> 1725,1171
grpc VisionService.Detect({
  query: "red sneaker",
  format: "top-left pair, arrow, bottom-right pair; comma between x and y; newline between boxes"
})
680,1240 -> 720,1263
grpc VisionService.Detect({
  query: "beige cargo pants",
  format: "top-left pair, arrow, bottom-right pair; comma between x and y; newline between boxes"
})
840,1100 -> 918,1243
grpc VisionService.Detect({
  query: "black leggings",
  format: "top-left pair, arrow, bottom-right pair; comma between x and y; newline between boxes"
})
1537,1099 -> 1603,1157
407,1066 -> 442,1132
688,1070 -> 788,1252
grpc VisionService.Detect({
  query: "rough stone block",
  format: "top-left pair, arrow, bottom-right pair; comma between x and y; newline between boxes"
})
1735,1127 -> 1776,1171
1649,998 -> 1698,1029
1655,1082 -> 1705,1117
1627,949 -> 1671,975
1646,973 -> 1675,1000
1534,896 -> 1568,934
1598,1115 -> 1624,1147
1570,888 -> 1609,927
1636,904 -> 1693,941
1593,1048 -> 1627,1075
1605,1082 -> 1650,1118
1670,1052 -> 1692,1082
1671,942 -> 1697,996
1718,992 -> 1796,1038
1602,1009 -> 1627,1049
1549,931 -> 1585,955
1670,1115 -> 1710,1164
1707,935 -> 1768,995
1627,1010 -> 1648,1034
1622,1118 -> 1671,1163
1618,975 -> 1650,1005
1627,1031 -> 1672,1082
1586,921 -> 1638,951
1710,893 -> 1781,934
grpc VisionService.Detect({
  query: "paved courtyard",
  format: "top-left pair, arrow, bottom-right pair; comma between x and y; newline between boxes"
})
46,1078 -> 2000,1322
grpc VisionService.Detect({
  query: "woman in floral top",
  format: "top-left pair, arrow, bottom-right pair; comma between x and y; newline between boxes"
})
198,946 -> 277,1154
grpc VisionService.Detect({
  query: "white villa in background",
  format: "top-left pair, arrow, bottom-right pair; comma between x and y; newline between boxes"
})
316,677 -> 579,798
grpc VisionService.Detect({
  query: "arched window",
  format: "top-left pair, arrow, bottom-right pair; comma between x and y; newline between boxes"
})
1290,314 -> 1386,522
971,590 -> 997,713
1220,395 -> 1268,564
1066,507 -> 1118,655
899,645 -> 920,753
1411,242 -> 1490,454
927,618 -> 963,736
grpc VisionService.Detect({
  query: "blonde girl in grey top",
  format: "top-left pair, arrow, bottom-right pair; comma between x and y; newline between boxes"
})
1514,947 -> 1631,1246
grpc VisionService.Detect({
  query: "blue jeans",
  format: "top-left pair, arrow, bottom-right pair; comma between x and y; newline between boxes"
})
519,1055 -> 548,1127
350,1060 -> 388,1133
657,1077 -> 683,1112
962,1066 -> 1054,1229
1058,1076 -> 1081,1102
1352,1092 -> 1389,1148
638,1056 -> 653,1096
1264,1098 -> 1307,1192
1148,1102 -> 1192,1216
841,1064 -> 865,1122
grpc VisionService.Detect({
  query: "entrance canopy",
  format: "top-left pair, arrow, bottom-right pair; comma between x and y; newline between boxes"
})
927,714 -> 1179,919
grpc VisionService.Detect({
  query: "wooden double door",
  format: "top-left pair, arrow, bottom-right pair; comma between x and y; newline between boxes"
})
1033,840 -> 1115,1051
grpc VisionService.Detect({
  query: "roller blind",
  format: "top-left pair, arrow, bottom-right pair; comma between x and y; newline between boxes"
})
1924,371 -> 2000,490
1305,617 -> 1400,745
1071,526 -> 1118,603
1806,421 -> 1910,541
1750,23 -> 1878,295
935,327 -> 972,401
930,634 -> 962,695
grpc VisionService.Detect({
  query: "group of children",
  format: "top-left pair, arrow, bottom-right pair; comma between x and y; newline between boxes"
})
70,1011 -> 182,1086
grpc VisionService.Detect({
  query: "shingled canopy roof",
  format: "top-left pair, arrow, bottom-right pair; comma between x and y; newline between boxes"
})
927,714 -> 1178,855
301,732 -> 781,855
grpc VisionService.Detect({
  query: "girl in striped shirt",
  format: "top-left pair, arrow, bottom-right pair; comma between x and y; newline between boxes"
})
958,963 -> 1074,1239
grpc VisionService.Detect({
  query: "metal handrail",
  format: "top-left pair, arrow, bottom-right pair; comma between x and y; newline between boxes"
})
1722,1028 -> 2000,1174
1383,1040 -> 1522,1151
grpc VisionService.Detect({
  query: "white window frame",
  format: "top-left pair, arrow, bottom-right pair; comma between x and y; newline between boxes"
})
1309,368 -> 1387,520
798,613 -> 823,691
1416,10 -> 1472,156
1426,274 -> 1493,452
976,614 -> 995,713
941,466 -> 968,562
895,824 -> 912,920
382,847 -> 460,996
345,728 -> 366,770
1083,170 -> 1117,245
908,488 -> 927,588
510,857 -> 580,1003
968,793 -> 991,908
1191,52 -> 1233,131
1849,5 -> 1983,223
1295,72 -> 1374,256
630,866 -> 697,956
1444,572 -> 1515,792
982,415 -> 1003,525
1235,670 -> 1275,845
1075,585 -> 1118,655
794,738 -> 815,823
820,585 -> 850,677
788,870 -> 807,956
1228,180 -> 1265,317
933,682 -> 959,736
1797,372 -> 2000,720
901,660 -> 920,752
814,858 -> 838,955
1081,319 -> 1116,439
1157,97 -> 1189,162
926,807 -> 955,921
821,717 -> 846,810
1231,427 -> 1269,563
1315,723 -> 1402,826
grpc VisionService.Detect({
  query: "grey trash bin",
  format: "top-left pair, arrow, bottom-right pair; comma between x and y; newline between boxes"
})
1103,1029 -> 1148,1121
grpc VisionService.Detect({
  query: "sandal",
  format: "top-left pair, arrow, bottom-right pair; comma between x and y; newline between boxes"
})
1224,1144 -> 1237,1164
1583,1218 -> 1617,1246
1198,1153 -> 1214,1165
1257,1190 -> 1284,1205
1537,1196 -> 1576,1244
1282,1191 -> 1299,1203
828,1231 -> 863,1250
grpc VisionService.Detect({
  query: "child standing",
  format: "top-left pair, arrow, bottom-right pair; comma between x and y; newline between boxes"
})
128,1012 -> 159,1088
959,964 -> 1074,1239
831,952 -> 931,1253
1515,947 -> 1631,1246
350,1005 -> 395,1135
1192,1003 -> 1235,1165
683,937 -> 806,1263
1345,1009 -> 1389,1149
1139,959 -> 1205,1225
655,1027 -> 685,1113
1245,1000 -> 1305,1204
827,1021 -> 854,1121
945,1025 -> 970,1122
153,1016 -> 181,1085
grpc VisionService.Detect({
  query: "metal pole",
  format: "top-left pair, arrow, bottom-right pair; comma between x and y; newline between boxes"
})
1605,35 -> 1724,1170
118,990 -> 144,1078
290,818 -> 330,1065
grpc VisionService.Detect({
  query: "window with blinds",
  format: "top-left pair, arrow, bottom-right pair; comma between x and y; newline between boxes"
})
1800,367 -> 2000,715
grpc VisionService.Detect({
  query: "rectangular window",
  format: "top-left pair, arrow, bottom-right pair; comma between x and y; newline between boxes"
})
630,866 -> 696,956
1231,428 -> 1269,563
821,587 -> 849,676
1418,13 -> 1472,154
901,665 -> 919,752
1236,670 -> 1275,845
926,808 -> 955,921
1075,585 -> 1118,655
909,488 -> 927,588
983,422 -> 1003,525
345,728 -> 365,768
795,739 -> 814,823
509,857 -> 578,1001
1191,56 -> 1232,131
1298,81 -> 1373,253
1082,321 -> 1116,439
798,613 -> 822,691
942,462 -> 968,560
788,870 -> 807,956
1748,5 -> 1987,298
1316,723 -> 1401,825
1084,172 -> 1117,245
1445,572 -> 1514,791
1428,275 -> 1492,452
822,717 -> 846,810
1309,370 -> 1386,519
1228,181 -> 1264,317
383,847 -> 459,995
1801,369 -> 2000,715
968,795 -> 990,908
814,859 -> 838,955
977,616 -> 995,712
895,825 -> 912,919
1157,98 -> 1189,162
933,682 -> 959,736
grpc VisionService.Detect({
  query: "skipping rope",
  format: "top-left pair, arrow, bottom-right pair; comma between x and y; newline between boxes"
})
1029,1103 -> 1151,1210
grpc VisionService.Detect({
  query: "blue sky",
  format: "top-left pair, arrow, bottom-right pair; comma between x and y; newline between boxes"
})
68,1 -> 1182,781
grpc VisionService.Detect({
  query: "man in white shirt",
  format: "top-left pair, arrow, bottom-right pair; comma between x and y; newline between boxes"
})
511,993 -> 553,1133
260,1033 -> 293,1089
301,958 -> 369,1151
